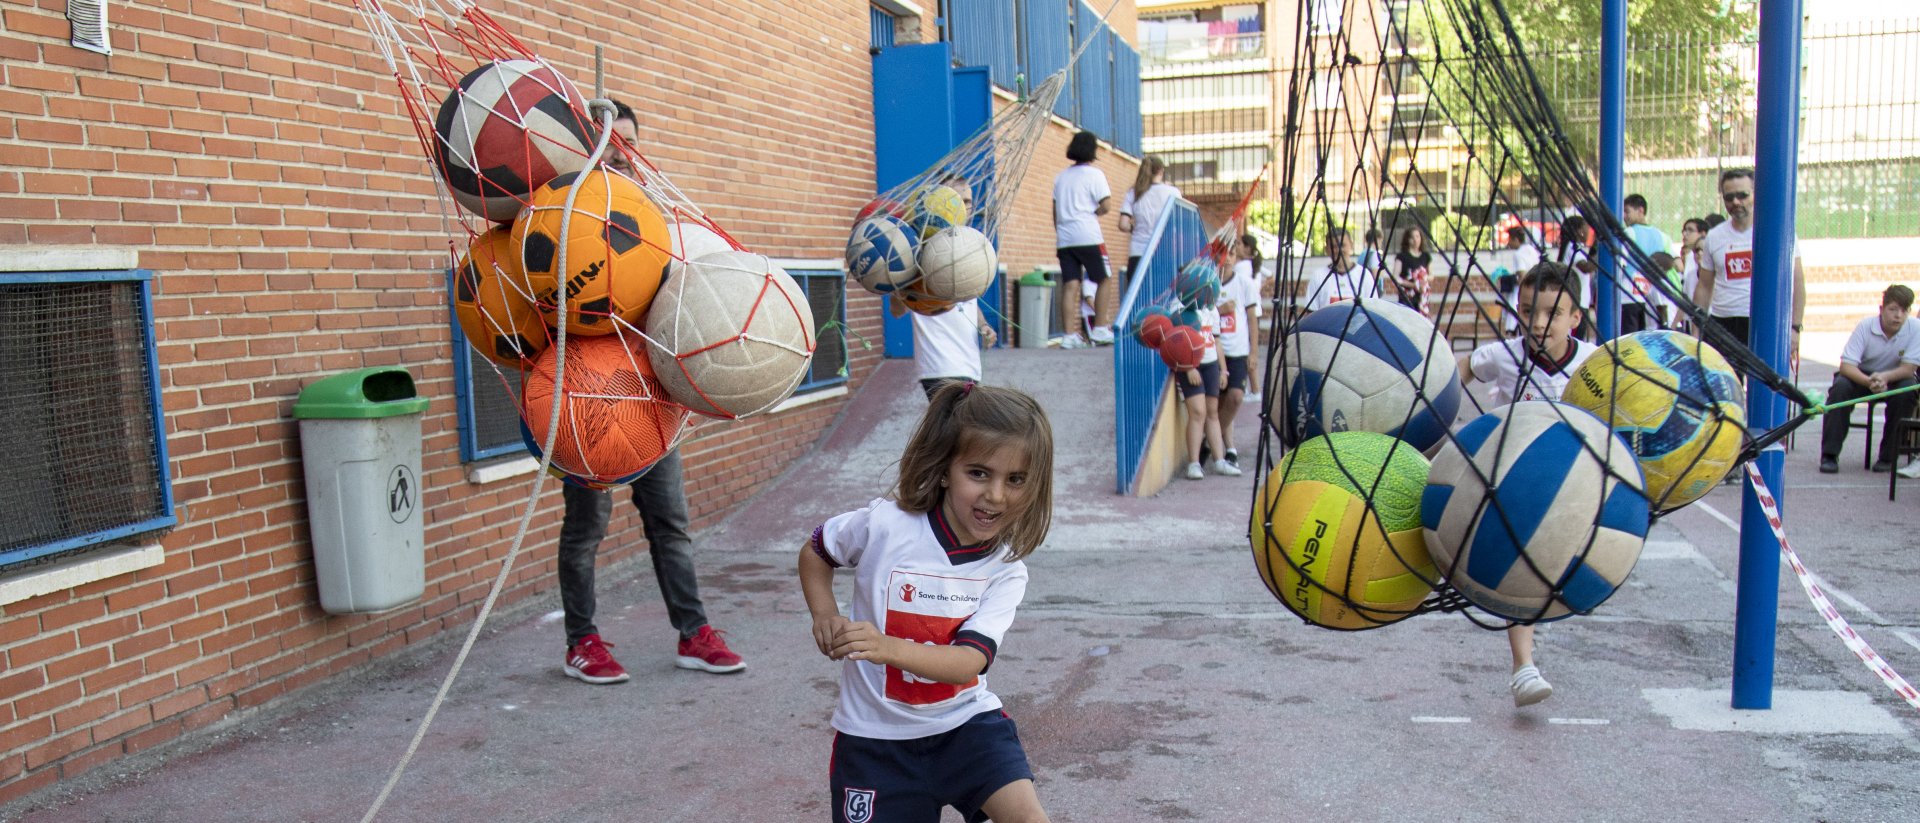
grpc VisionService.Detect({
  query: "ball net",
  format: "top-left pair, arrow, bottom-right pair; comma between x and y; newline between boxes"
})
349,1 -> 812,816
1249,0 -> 1815,633
849,1 -> 1122,319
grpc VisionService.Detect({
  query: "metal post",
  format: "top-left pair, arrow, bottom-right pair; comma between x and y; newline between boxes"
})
1733,0 -> 1803,710
1595,0 -> 1625,341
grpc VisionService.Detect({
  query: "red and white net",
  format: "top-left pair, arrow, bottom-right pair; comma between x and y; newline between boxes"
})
355,0 -> 816,488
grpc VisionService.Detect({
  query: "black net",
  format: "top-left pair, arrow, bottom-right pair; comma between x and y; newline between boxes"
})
1250,0 -> 1811,632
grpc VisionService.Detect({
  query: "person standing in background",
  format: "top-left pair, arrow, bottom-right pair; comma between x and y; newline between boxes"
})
1118,156 -> 1180,284
1051,130 -> 1112,349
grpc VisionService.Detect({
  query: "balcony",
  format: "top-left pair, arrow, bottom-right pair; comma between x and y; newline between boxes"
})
1141,31 -> 1265,72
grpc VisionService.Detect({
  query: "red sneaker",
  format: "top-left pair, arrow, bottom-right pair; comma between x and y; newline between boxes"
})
675,625 -> 746,673
564,634 -> 630,684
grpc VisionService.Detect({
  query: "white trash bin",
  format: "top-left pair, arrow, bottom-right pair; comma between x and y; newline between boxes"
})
293,367 -> 430,614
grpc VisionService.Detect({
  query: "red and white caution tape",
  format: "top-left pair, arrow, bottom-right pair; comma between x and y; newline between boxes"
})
1745,462 -> 1920,711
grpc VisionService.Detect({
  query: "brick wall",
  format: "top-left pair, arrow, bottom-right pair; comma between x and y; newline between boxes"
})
0,0 -> 974,802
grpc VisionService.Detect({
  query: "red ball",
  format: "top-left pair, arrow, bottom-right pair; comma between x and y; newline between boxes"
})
1158,325 -> 1207,371
1137,313 -> 1174,349
856,196 -> 905,222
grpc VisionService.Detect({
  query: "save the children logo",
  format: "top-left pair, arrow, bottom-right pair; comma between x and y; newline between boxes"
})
900,583 -> 916,603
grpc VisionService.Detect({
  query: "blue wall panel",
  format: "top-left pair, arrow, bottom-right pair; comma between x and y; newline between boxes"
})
949,0 -> 1018,89
873,43 -> 956,358
1074,1 -> 1112,144
1111,38 -> 1142,156
1023,0 -> 1072,119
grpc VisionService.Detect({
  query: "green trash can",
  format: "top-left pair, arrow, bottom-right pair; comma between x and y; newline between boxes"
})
1017,269 -> 1055,349
294,367 -> 432,615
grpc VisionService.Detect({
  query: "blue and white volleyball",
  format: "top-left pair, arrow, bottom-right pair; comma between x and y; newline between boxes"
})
1279,298 -> 1463,451
1421,401 -> 1650,621
1174,257 -> 1220,309
846,214 -> 920,294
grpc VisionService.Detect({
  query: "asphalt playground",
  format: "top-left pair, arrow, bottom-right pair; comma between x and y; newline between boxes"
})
5,341 -> 1917,822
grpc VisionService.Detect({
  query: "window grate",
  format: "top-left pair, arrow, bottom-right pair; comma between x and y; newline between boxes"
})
0,279 -> 168,563
795,270 -> 847,392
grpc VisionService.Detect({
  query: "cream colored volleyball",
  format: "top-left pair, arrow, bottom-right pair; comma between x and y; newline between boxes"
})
644,250 -> 816,419
914,226 -> 997,301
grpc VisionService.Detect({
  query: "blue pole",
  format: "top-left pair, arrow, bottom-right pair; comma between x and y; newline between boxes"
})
1733,0 -> 1803,710
1595,0 -> 1625,341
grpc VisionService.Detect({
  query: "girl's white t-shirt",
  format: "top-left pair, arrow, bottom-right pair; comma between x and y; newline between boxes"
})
1052,164 -> 1111,249
1217,265 -> 1260,358
910,299 -> 983,382
1119,182 -> 1181,256
814,498 -> 1028,741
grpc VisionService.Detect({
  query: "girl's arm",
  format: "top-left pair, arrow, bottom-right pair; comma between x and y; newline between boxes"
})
799,540 -> 849,657
827,622 -> 988,686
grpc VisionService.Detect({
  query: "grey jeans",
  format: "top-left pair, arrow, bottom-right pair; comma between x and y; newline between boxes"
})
557,449 -> 707,644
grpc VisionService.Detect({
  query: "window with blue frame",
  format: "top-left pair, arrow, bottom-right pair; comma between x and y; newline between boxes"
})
448,269 -> 528,462
0,269 -> 175,570
781,261 -> 849,394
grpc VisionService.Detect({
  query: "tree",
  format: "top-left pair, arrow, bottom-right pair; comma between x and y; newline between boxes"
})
1402,0 -> 1755,172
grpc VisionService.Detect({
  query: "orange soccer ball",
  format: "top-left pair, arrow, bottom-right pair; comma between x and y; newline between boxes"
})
521,334 -> 691,484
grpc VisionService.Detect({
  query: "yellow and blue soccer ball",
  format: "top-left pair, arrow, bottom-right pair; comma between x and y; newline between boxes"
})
1251,431 -> 1437,630
906,184 -> 969,239
1562,330 -> 1745,512
1422,401 -> 1649,622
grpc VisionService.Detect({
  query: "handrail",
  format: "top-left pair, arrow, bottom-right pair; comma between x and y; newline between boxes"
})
1113,197 -> 1207,494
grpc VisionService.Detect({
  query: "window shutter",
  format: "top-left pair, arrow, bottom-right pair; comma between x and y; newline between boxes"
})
68,0 -> 110,55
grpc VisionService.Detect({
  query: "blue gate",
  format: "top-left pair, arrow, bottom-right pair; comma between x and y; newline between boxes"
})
1113,199 -> 1205,494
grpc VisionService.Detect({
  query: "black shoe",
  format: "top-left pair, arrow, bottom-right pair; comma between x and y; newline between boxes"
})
1224,449 -> 1239,468
1818,457 -> 1839,474
1198,443 -> 1212,466
1872,458 -> 1893,473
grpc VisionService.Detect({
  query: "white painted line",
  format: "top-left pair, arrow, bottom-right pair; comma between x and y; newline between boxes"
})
1896,630 -> 1920,655
1642,688 -> 1906,735
1547,717 -> 1611,726
1694,500 -> 1741,532
1807,570 -> 1889,625
1411,716 -> 1472,724
1694,501 -> 1888,624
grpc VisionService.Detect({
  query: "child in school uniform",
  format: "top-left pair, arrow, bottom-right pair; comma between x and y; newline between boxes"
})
799,384 -> 1056,823
1456,261 -> 1599,707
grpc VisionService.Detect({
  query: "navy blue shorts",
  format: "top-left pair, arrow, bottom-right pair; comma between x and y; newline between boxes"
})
830,709 -> 1034,823
1178,360 -> 1221,399
1222,355 -> 1249,393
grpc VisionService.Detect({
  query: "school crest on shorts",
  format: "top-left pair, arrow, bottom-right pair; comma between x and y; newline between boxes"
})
844,787 -> 876,823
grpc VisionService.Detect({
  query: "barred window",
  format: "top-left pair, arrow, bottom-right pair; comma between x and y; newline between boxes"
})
0,270 -> 174,570
782,261 -> 849,395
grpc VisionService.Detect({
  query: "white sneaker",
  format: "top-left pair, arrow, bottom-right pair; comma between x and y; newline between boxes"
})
1058,334 -> 1087,350
1088,327 -> 1115,345
1900,461 -> 1920,479
1510,664 -> 1553,707
1184,462 -> 1204,480
1211,459 -> 1243,477
1243,392 -> 1262,404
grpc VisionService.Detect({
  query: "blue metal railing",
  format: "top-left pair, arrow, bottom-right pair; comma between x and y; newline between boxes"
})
1112,198 -> 1206,494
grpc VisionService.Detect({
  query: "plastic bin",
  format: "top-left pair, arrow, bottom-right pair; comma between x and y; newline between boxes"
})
293,367 -> 431,615
1017,269 -> 1055,349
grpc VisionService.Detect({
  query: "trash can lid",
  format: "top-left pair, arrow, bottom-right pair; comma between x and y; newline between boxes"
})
1018,270 -> 1054,287
293,367 -> 431,419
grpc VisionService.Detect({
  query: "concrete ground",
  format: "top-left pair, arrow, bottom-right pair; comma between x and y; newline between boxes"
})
5,343 -> 1918,822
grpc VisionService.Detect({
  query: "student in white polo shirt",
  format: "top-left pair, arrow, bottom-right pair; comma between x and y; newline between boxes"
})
1818,284 -> 1920,474
800,384 -> 1055,823
1304,228 -> 1380,314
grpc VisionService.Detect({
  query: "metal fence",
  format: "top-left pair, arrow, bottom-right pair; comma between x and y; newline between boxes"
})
1530,20 -> 1920,239
1112,198 -> 1206,495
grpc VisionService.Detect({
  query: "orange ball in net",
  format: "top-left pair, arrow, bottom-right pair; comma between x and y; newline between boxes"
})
521,334 -> 691,484
453,226 -> 551,369
513,169 -> 672,337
